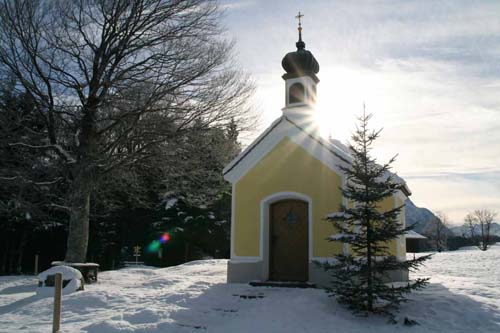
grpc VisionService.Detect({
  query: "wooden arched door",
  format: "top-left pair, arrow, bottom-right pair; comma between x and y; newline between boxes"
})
269,199 -> 309,281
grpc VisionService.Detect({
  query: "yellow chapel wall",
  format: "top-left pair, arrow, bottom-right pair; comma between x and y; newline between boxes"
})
396,195 -> 406,258
232,136 -> 405,259
233,137 -> 343,258
376,194 -> 406,257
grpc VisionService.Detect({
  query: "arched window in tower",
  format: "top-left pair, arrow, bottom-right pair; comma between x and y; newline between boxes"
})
289,82 -> 305,104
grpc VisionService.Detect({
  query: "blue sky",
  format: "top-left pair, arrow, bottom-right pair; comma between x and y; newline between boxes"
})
221,0 -> 500,224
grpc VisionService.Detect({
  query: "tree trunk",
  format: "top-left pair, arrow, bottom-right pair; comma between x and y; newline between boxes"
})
480,222 -> 486,251
184,242 -> 189,263
1,238 -> 9,274
485,223 -> 490,250
64,103 -> 97,263
64,172 -> 92,263
16,225 -> 28,273
9,241 -> 16,273
366,216 -> 373,311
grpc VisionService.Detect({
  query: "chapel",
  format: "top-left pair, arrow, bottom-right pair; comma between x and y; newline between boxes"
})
223,15 -> 410,286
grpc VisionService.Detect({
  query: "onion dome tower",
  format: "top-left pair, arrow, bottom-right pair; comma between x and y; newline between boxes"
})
281,12 -> 320,128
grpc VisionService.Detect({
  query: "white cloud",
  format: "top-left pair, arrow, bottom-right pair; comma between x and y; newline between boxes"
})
220,1 -> 256,11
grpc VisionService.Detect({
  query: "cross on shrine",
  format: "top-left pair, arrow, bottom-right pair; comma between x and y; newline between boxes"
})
133,245 -> 141,265
295,11 -> 304,43
295,11 -> 304,28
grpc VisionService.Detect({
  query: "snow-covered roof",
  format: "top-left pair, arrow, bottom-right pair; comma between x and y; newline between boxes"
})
223,116 -> 285,176
223,115 -> 411,196
405,230 -> 427,239
327,137 -> 410,192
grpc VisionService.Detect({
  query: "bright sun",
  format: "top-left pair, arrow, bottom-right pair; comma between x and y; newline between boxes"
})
315,66 -> 383,142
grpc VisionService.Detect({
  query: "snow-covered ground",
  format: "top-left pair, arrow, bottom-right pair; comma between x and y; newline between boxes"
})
1,245 -> 500,333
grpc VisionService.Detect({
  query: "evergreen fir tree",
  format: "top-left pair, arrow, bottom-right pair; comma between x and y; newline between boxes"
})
319,111 -> 431,318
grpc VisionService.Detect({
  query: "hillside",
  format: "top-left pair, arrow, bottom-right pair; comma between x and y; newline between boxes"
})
405,199 -> 438,234
405,199 -> 453,236
406,200 -> 500,237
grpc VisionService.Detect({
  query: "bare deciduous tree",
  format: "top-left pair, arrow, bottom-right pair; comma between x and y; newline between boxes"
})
426,212 -> 449,252
0,0 -> 254,262
464,213 -> 476,240
464,209 -> 498,251
436,212 -> 449,252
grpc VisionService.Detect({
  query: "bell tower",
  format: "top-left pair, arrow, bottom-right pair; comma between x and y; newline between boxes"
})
281,12 -> 320,128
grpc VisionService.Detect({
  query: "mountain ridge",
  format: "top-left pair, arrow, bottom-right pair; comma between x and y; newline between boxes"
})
405,199 -> 500,237
405,199 -> 445,235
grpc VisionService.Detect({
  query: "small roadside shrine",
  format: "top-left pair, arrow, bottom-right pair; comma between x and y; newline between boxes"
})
223,15 -> 411,286
405,230 -> 427,253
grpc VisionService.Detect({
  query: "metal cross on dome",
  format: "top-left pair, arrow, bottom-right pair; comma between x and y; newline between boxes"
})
295,11 -> 304,27
295,11 -> 304,42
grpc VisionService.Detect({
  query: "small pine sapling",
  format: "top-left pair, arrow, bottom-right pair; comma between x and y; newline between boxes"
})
318,110 -> 431,318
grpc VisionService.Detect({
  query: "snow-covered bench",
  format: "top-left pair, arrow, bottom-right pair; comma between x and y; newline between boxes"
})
52,262 -> 100,283
37,265 -> 84,295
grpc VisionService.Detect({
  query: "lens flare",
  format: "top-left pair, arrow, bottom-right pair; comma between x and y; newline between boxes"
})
147,240 -> 161,253
147,233 -> 172,253
160,233 -> 171,244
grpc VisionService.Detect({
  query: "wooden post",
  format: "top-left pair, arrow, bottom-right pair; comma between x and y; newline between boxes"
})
158,248 -> 163,260
133,245 -> 141,266
52,273 -> 62,333
34,254 -> 39,276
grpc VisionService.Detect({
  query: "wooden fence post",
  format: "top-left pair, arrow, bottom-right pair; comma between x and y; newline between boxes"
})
52,273 -> 62,333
